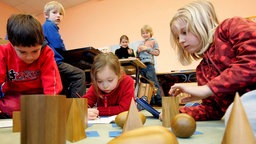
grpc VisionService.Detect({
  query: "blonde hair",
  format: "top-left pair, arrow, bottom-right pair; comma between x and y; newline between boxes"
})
90,52 -> 124,96
44,1 -> 65,16
170,0 -> 219,65
141,25 -> 154,37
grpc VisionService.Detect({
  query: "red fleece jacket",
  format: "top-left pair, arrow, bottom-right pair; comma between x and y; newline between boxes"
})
83,75 -> 135,116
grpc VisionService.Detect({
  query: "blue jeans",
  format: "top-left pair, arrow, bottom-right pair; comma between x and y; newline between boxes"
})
140,63 -> 162,106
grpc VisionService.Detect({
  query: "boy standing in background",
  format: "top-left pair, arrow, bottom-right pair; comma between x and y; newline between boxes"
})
137,25 -> 162,106
42,1 -> 86,98
0,14 -> 62,118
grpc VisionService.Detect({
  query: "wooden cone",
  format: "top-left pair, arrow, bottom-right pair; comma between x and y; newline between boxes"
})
66,98 -> 87,142
122,99 -> 143,133
21,95 -> 66,144
162,96 -> 179,127
222,93 -> 256,144
12,111 -> 20,132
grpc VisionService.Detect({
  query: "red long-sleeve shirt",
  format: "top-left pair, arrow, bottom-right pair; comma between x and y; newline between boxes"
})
0,42 -> 62,95
186,17 -> 256,120
83,75 -> 135,116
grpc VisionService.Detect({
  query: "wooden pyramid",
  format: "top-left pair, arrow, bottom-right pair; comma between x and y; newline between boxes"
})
66,98 -> 87,142
222,93 -> 256,144
122,99 -> 143,133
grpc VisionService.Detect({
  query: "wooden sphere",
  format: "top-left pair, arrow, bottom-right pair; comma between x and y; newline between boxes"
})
171,113 -> 196,138
108,126 -> 178,144
115,111 -> 146,128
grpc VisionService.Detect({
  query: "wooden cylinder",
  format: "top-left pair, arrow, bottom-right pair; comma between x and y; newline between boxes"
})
20,95 -> 66,144
162,96 -> 179,127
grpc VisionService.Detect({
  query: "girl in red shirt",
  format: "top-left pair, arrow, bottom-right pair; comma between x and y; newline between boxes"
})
82,52 -> 135,120
160,0 -> 256,121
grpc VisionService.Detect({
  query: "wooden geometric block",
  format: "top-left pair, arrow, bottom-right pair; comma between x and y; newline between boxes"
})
162,96 -> 179,127
66,98 -> 87,142
222,93 -> 256,144
108,125 -> 179,144
137,82 -> 153,103
122,99 -> 143,133
12,111 -> 21,132
20,95 -> 66,144
84,98 -> 88,129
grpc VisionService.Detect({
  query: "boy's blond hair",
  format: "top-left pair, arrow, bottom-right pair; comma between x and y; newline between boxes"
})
141,25 -> 153,37
44,1 -> 65,16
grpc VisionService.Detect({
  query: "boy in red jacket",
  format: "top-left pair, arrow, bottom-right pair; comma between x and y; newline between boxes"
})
0,14 -> 63,118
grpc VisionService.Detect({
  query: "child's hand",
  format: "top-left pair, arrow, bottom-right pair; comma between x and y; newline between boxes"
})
128,48 -> 133,54
168,84 -> 213,103
137,45 -> 148,53
88,108 -> 99,120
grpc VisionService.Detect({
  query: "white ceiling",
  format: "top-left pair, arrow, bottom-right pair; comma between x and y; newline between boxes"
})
0,0 -> 90,16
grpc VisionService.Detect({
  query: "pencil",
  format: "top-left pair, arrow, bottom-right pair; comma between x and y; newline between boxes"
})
75,92 -> 82,98
75,92 -> 91,108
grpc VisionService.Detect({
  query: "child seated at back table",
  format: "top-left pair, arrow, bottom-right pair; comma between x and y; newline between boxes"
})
82,52 -> 135,120
0,14 -> 62,118
115,35 -> 137,75
115,35 -> 135,59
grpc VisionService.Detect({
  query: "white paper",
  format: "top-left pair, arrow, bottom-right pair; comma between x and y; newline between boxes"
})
0,119 -> 13,128
88,115 -> 116,124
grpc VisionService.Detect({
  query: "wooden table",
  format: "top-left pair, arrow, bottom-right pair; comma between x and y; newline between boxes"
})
63,46 -> 102,70
62,46 -> 102,86
157,69 -> 196,83
119,58 -> 146,96
157,70 -> 196,96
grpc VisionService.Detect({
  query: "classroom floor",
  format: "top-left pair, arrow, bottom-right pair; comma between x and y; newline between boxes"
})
0,109 -> 226,144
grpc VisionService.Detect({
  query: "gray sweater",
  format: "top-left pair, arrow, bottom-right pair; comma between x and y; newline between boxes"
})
137,38 -> 159,64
